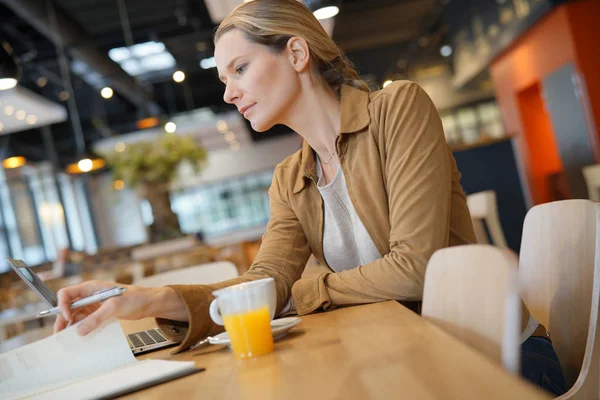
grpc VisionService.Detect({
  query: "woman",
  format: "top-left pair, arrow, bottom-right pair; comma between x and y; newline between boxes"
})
55,0 -> 564,394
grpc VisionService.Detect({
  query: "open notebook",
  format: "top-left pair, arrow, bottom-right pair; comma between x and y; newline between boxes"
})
0,319 -> 203,400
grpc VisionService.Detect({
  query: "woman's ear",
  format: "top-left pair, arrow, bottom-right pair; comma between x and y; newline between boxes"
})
286,37 -> 311,73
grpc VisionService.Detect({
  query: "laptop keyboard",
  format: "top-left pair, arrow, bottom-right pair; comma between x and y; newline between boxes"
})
128,329 -> 167,349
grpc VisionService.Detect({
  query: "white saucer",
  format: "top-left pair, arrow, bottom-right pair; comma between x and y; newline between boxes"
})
208,316 -> 302,345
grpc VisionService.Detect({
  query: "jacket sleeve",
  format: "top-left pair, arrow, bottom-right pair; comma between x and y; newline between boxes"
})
291,82 -> 457,315
157,170 -> 311,353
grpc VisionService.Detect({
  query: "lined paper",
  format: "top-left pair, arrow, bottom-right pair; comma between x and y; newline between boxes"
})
0,319 -> 135,399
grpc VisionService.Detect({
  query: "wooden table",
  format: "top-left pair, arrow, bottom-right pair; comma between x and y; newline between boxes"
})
119,301 -> 549,400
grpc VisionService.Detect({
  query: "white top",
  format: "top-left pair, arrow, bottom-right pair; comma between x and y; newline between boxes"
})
316,156 -> 381,272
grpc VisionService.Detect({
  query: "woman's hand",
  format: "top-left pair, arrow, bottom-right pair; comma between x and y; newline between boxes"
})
53,280 -> 168,336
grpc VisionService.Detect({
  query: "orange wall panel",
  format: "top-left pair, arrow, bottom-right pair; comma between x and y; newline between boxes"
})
567,0 -> 600,158
489,1 -> 600,205
516,84 -> 563,204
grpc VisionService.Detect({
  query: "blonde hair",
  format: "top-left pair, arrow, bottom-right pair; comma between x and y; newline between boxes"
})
214,0 -> 369,98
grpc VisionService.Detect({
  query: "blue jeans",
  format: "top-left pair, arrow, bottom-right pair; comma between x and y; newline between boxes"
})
521,336 -> 567,396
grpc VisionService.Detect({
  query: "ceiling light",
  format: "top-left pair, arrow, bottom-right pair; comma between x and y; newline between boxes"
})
3,156 -> 26,169
37,77 -> 48,88
195,42 -> 207,52
109,41 -> 176,77
200,57 -> 216,69
115,142 -> 126,153
59,91 -> 70,101
15,110 -> 26,120
230,141 -> 240,151
216,120 -> 228,133
173,70 -> 186,83
4,105 -> 14,115
66,158 -> 105,174
165,122 -> 177,133
313,6 -> 339,20
113,180 -> 125,190
0,78 -> 17,91
224,131 -> 236,142
0,40 -> 20,90
383,80 -> 393,88
26,115 -> 37,125
78,158 -> 93,172
101,87 -> 113,99
440,45 -> 453,57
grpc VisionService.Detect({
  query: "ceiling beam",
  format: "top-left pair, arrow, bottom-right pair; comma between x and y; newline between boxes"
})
1,0 -> 162,116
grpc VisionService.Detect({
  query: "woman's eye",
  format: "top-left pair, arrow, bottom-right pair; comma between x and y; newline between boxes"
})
235,64 -> 247,75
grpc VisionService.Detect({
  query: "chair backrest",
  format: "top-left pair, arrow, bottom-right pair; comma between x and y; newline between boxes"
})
582,164 -> 600,201
519,200 -> 600,397
134,261 -> 239,287
466,191 -> 508,248
422,244 -> 521,374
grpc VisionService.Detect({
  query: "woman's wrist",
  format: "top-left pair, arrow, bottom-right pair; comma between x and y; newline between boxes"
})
143,286 -> 189,322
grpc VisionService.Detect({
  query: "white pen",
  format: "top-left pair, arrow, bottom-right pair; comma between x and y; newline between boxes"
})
37,287 -> 127,318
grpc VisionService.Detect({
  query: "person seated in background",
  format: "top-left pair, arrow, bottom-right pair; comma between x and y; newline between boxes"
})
54,0 -> 564,394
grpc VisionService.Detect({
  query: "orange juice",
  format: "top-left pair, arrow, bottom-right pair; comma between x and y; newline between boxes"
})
223,305 -> 274,359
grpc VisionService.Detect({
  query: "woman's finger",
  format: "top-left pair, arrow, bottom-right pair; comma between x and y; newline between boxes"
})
54,314 -> 68,333
76,298 -> 119,336
56,280 -> 107,322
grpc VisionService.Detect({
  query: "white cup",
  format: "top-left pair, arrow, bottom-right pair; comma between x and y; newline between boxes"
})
209,277 -> 276,326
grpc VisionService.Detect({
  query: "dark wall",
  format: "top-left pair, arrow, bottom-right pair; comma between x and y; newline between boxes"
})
453,139 -> 528,253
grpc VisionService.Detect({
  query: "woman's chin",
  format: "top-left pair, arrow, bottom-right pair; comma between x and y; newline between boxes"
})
250,118 -> 274,133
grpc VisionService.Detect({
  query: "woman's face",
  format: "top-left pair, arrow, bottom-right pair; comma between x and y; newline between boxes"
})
215,29 -> 302,132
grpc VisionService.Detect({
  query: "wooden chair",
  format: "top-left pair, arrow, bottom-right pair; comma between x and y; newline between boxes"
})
582,164 -> 600,201
422,244 -> 521,374
466,190 -> 508,248
134,261 -> 239,287
519,200 -> 600,398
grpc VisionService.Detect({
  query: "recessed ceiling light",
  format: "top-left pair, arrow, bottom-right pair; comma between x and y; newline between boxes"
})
313,6 -> 339,20
4,105 -> 14,116
101,87 -> 114,99
113,180 -> 125,190
195,42 -> 207,52
165,122 -> 177,133
26,115 -> 37,125
115,142 -> 126,152
37,77 -> 48,88
200,57 -> 216,69
224,131 -> 236,142
15,110 -> 26,120
59,91 -> 70,101
173,70 -> 186,83
440,45 -> 453,57
216,120 -> 228,133
78,158 -> 93,172
0,78 -> 17,91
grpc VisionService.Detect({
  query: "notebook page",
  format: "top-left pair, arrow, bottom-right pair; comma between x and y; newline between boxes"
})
0,319 -> 135,400
30,359 -> 198,400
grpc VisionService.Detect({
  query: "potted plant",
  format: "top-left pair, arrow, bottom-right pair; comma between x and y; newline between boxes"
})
104,133 -> 207,242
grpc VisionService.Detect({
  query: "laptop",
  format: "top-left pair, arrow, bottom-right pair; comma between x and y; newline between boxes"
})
7,258 -> 178,355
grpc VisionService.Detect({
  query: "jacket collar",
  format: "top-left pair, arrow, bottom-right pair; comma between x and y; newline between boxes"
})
293,85 -> 371,194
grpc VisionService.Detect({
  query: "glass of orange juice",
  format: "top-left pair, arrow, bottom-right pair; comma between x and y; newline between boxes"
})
209,278 -> 276,359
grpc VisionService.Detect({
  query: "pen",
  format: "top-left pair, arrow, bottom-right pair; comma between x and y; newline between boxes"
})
37,287 -> 127,318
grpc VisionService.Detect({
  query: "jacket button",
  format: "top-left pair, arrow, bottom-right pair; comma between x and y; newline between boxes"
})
171,327 -> 180,334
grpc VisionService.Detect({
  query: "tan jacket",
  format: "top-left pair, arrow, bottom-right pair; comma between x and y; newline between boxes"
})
159,81 -> 477,353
